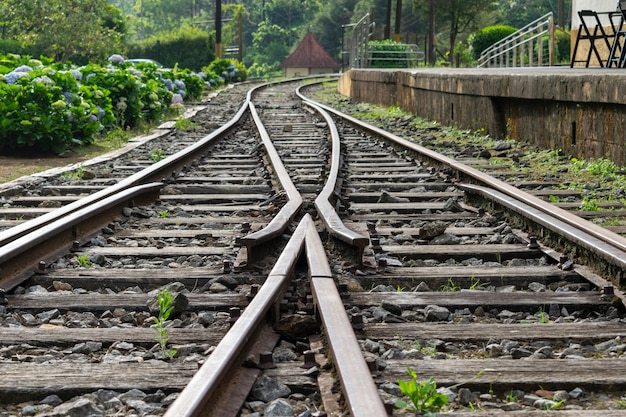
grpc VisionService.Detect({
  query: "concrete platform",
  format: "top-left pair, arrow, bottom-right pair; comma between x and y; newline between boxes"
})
338,67 -> 626,165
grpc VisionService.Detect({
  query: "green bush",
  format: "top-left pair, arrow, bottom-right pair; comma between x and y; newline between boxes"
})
0,53 -> 211,154
127,26 -> 215,72
368,40 -> 414,68
204,59 -> 248,84
0,57 -> 114,153
554,30 -> 571,63
469,25 -> 518,60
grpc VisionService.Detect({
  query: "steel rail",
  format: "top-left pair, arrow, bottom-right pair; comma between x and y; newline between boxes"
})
238,97 -> 303,262
301,91 -> 626,265
301,99 -> 369,262
0,96 -> 250,249
461,183 -> 626,271
0,183 -> 162,290
163,214 -> 310,417
303,215 -> 388,417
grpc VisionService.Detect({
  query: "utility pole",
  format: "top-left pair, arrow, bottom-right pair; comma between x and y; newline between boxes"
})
385,0 -> 392,39
428,0 -> 436,65
216,0 -> 222,59
238,11 -> 243,62
394,0 -> 402,42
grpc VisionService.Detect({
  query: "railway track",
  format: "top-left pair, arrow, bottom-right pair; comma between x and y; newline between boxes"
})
0,78 -> 625,417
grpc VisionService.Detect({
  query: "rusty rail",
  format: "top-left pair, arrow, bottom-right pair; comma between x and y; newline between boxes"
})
0,183 -> 162,290
303,215 -> 388,417
302,99 -> 369,262
0,98 -> 249,249
237,97 -> 303,263
163,214 -> 309,417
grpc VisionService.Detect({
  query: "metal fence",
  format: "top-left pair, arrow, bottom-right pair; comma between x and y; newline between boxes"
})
478,12 -> 555,68
346,14 -> 425,69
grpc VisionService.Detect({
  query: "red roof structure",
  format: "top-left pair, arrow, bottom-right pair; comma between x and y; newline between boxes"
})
280,30 -> 339,77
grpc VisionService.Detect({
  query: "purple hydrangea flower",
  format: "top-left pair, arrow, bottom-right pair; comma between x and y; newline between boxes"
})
174,80 -> 185,90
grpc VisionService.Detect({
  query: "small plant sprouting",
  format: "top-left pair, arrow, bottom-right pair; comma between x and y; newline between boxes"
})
62,166 -> 86,181
74,254 -> 93,268
150,149 -> 166,163
174,118 -> 200,132
158,210 -> 170,218
506,390 -> 518,402
152,289 -> 177,359
439,278 -> 460,292
469,274 -> 482,290
395,368 -> 448,415
537,306 -> 550,323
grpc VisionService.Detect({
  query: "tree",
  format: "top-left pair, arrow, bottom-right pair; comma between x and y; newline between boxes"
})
497,0 -> 572,29
2,0 -> 126,63
412,0 -> 497,64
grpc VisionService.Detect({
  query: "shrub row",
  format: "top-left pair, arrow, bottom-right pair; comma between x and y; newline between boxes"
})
0,54 -> 246,154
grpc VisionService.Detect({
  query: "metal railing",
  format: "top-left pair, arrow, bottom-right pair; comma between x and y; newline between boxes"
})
478,12 -> 555,68
346,14 -> 425,69
348,14 -> 375,69
367,43 -> 425,68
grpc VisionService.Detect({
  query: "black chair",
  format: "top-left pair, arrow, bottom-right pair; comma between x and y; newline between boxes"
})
571,10 -> 613,67
607,0 -> 626,67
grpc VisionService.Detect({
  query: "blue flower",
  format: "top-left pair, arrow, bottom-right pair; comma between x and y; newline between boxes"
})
197,72 -> 207,79
63,92 -> 74,101
108,54 -> 125,64
13,65 -> 33,73
4,72 -> 26,84
177,90 -> 186,98
70,69 -> 82,81
174,80 -> 185,90
171,94 -> 183,104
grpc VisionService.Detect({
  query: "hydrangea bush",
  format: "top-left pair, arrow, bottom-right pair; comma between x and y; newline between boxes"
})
0,53 -> 236,154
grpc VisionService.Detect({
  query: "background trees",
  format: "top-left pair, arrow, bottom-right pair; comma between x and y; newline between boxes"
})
0,0 -> 572,72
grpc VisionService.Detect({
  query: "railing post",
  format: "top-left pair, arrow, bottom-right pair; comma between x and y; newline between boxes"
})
548,14 -> 555,66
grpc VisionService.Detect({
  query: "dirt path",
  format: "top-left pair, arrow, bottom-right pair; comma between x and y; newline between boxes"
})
0,155 -> 89,184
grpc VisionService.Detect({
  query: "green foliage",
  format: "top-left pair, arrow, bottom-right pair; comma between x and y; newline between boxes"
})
127,25 -> 216,72
204,59 -> 248,84
554,30 -> 571,64
439,278 -> 460,292
579,197 -> 600,212
152,289 -> 177,359
73,254 -> 93,268
395,368 -> 449,414
0,53 -> 209,154
368,40 -> 414,69
469,25 -> 518,60
1,0 -> 126,64
150,149 -> 166,163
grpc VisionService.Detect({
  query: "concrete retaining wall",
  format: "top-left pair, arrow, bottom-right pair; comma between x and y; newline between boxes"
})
338,68 -> 626,165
